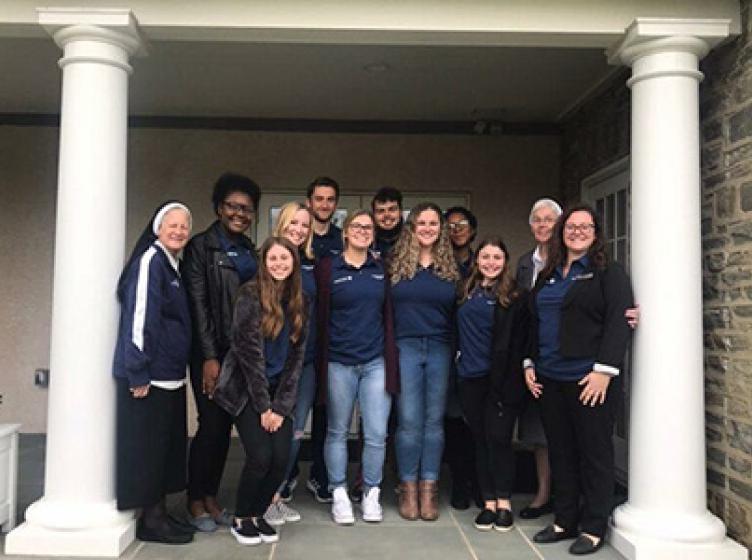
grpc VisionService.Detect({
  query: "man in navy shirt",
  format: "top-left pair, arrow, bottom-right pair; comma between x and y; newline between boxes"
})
306,176 -> 343,259
371,186 -> 403,259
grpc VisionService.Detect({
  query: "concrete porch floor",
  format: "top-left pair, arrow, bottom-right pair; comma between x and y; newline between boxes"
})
3,435 -> 625,560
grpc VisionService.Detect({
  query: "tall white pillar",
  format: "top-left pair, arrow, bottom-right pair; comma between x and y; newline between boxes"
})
5,8 -> 145,558
606,19 -> 745,560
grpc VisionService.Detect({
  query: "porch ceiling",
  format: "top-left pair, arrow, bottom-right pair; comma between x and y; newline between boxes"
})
0,37 -> 612,123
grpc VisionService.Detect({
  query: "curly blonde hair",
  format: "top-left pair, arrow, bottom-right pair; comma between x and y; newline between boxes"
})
273,201 -> 314,261
389,202 -> 459,284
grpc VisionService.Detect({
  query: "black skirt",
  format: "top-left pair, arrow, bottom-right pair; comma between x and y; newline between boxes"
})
116,377 -> 187,510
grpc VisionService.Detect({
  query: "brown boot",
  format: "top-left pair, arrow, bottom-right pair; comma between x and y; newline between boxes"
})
419,480 -> 439,521
398,481 -> 419,520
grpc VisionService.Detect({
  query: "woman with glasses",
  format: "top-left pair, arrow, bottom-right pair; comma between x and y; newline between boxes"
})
261,202 -> 317,526
390,202 -> 460,521
315,210 -> 398,525
456,237 -> 529,533
183,172 -> 261,531
525,204 -> 633,556
213,237 -> 308,547
114,201 -> 194,544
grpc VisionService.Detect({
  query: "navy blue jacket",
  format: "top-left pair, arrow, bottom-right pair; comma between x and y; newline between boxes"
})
113,243 -> 191,388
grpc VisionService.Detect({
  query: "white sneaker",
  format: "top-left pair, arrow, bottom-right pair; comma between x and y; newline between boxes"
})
361,487 -> 383,522
263,502 -> 286,526
277,501 -> 301,523
331,487 -> 355,525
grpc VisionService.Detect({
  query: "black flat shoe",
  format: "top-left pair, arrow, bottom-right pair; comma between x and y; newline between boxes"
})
450,484 -> 470,510
519,501 -> 553,519
533,524 -> 577,544
569,534 -> 604,555
136,523 -> 193,545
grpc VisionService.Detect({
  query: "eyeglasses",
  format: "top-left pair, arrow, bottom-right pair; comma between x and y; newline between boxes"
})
349,223 -> 374,233
223,201 -> 255,215
447,220 -> 470,231
564,223 -> 595,234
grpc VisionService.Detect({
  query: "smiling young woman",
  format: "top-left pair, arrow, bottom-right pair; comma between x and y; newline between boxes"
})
182,172 -> 261,532
389,202 -> 460,521
314,209 -> 399,526
525,204 -> 634,556
212,236 -> 307,547
455,236 -> 529,533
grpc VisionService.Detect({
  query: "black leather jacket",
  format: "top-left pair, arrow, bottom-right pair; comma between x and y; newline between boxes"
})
183,221 -> 257,362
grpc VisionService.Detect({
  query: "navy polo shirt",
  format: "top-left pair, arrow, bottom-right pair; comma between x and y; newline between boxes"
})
301,257 -> 317,364
457,249 -> 474,279
392,267 -> 455,341
456,287 -> 496,378
536,257 -> 595,381
265,318 -> 291,380
329,254 -> 385,365
312,224 -> 343,260
216,227 -> 257,284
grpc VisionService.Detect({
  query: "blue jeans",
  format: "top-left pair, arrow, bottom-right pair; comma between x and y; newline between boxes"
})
325,357 -> 391,490
281,361 -> 317,485
395,337 -> 452,481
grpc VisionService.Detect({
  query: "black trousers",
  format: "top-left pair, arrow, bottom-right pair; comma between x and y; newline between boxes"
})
309,403 -> 329,485
187,359 -> 234,501
538,374 -> 618,538
458,376 -> 518,501
116,378 -> 187,510
235,404 -> 293,517
444,369 -> 477,493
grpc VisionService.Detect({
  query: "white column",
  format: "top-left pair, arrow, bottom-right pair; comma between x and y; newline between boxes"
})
5,9 -> 145,558
606,19 -> 745,560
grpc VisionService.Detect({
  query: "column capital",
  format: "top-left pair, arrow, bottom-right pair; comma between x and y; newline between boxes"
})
607,17 -> 731,67
38,8 -> 148,59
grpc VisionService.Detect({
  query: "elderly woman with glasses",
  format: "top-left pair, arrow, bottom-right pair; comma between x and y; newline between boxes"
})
183,172 -> 261,531
524,204 -> 633,556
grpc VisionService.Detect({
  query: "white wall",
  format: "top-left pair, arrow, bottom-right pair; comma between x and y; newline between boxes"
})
0,125 -> 559,432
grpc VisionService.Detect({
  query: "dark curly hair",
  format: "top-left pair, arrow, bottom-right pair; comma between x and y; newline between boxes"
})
211,172 -> 261,214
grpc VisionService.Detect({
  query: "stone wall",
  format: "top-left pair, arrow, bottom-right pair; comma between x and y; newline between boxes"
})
560,0 -> 752,550
700,0 -> 752,549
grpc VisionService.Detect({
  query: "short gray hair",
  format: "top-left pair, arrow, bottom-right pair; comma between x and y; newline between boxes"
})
528,198 -> 562,224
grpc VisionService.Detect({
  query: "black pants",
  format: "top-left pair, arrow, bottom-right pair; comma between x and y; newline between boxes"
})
444,370 -> 476,493
538,375 -> 618,538
187,359 -> 234,501
235,405 -> 293,517
116,378 -> 187,510
458,376 -> 518,501
309,403 -> 329,485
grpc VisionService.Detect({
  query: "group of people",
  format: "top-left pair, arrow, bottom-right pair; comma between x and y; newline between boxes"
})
113,172 -> 635,556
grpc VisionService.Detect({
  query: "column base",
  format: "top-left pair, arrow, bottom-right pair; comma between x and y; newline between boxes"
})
5,515 -> 135,557
609,525 -> 747,560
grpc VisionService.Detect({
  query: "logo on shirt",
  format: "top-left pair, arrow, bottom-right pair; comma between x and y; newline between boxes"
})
302,264 -> 314,272
227,251 -> 238,257
333,275 -> 353,284
371,274 -> 384,280
572,272 -> 594,281
171,279 -> 180,288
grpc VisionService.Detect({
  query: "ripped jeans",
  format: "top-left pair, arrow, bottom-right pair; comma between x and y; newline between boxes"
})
280,361 -> 317,486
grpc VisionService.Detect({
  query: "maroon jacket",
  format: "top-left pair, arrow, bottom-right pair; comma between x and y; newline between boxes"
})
313,255 -> 400,403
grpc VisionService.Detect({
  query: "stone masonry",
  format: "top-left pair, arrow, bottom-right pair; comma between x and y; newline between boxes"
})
559,0 -> 752,551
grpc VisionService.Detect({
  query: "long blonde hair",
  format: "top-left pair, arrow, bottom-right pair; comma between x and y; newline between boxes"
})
257,237 -> 305,344
273,201 -> 314,261
389,202 -> 459,284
